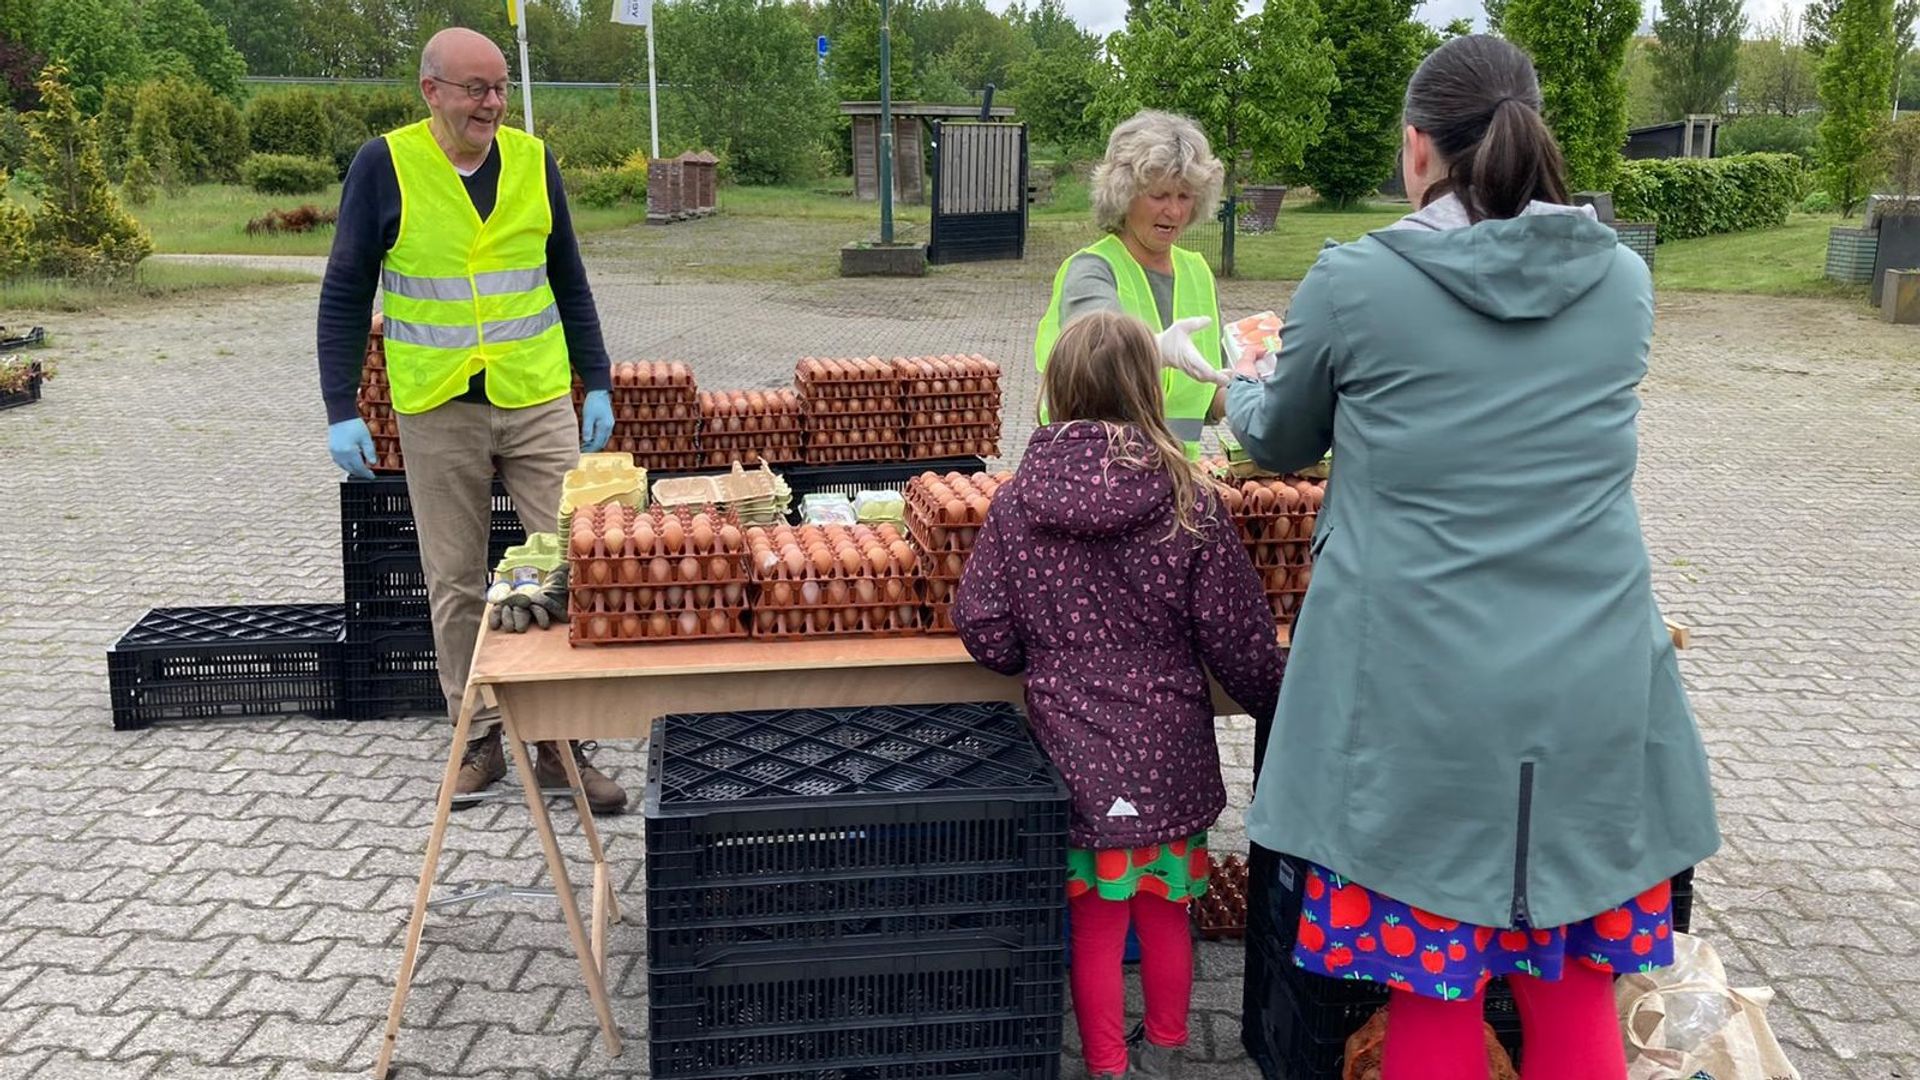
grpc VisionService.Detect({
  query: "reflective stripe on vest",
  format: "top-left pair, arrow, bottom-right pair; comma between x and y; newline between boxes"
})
380,120 -> 569,415
1032,234 -> 1222,458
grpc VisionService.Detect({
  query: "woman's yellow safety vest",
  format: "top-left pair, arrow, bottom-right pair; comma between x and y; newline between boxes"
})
1032,233 -> 1222,459
380,120 -> 569,415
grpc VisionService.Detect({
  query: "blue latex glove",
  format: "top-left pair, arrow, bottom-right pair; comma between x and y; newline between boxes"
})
581,389 -> 613,452
329,418 -> 377,479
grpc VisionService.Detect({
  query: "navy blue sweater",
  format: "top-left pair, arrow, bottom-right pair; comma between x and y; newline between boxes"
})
317,135 -> 613,425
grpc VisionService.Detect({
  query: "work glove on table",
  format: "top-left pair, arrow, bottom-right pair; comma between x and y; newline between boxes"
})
487,564 -> 570,633
1156,316 -> 1233,388
328,418 -> 377,480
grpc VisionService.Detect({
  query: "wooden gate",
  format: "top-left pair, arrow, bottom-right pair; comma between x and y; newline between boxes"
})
928,121 -> 1027,264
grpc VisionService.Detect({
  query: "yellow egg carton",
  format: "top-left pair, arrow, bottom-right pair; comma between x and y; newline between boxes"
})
560,451 -> 648,516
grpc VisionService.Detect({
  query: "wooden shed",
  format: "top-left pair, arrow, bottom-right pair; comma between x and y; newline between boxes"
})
841,101 -> 1015,204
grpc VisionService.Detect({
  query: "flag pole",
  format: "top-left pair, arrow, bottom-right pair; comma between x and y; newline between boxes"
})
515,0 -> 535,134
646,18 -> 660,158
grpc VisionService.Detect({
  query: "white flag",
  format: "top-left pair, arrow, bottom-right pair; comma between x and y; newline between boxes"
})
611,0 -> 652,25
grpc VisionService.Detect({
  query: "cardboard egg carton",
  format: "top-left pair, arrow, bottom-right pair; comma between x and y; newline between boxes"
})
561,452 -> 648,516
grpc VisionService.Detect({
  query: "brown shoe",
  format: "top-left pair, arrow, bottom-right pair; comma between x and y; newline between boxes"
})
535,740 -> 628,815
448,728 -> 506,809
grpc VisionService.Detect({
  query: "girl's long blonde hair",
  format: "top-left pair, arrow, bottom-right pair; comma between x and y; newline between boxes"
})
1038,310 -> 1213,539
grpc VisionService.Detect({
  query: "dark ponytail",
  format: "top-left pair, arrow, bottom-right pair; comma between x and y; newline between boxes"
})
1403,35 -> 1570,222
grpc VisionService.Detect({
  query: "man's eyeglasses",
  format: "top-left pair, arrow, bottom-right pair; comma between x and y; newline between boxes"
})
429,76 -> 513,102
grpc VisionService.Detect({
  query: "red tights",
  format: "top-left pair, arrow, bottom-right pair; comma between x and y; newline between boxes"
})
1069,891 -> 1194,1076
1381,962 -> 1628,1080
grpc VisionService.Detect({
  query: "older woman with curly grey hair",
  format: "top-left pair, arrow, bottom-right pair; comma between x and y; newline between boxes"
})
1032,109 -> 1228,459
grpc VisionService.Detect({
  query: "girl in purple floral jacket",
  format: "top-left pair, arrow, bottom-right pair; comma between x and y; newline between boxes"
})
955,311 -> 1285,1080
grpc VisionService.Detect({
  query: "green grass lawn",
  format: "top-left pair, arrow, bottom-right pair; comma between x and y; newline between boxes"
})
1652,211 -> 1867,298
0,260 -> 318,312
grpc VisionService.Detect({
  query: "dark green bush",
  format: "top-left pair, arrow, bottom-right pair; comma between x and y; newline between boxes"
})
1717,114 -> 1820,162
245,90 -> 334,162
561,159 -> 649,208
241,153 -> 336,195
1612,153 -> 1804,241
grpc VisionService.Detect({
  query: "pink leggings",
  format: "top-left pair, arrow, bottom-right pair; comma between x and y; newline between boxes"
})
1069,891 -> 1193,1076
1381,961 -> 1628,1080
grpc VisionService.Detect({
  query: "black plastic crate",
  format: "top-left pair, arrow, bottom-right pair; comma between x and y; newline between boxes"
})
646,703 -> 1069,967
782,457 -> 987,504
339,476 -> 525,549
649,942 -> 1064,1079
107,605 -> 344,731
341,538 -> 517,633
343,632 -> 443,721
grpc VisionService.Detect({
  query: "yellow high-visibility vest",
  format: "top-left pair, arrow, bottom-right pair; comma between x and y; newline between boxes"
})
380,120 -> 569,414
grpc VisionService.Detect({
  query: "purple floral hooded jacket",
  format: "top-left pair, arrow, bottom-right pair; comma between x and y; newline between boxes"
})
953,422 -> 1285,849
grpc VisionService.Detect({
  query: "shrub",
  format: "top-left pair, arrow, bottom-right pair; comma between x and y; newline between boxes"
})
122,153 -> 155,206
245,90 -> 333,161
1612,153 -> 1804,240
24,64 -> 152,280
0,174 -> 31,279
100,78 -> 248,184
1800,189 -> 1836,213
562,155 -> 650,208
0,109 -> 24,173
1718,114 -> 1820,161
241,153 -> 336,195
539,102 -> 646,169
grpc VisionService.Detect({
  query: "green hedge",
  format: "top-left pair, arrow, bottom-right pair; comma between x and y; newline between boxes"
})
561,159 -> 649,208
241,153 -> 336,195
1612,153 -> 1803,242
245,87 -> 428,179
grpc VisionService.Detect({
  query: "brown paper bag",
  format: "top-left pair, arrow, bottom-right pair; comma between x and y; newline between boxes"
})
1616,933 -> 1800,1080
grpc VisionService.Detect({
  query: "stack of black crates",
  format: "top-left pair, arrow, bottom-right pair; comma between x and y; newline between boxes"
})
338,476 -> 525,720
643,701 -> 1069,1080
1241,702 -> 1697,1078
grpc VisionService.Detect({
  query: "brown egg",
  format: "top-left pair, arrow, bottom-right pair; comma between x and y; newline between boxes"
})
884,577 -> 905,601
1268,516 -> 1294,541
691,521 -> 715,554
588,615 -> 611,640
649,556 -> 672,584
634,587 -> 655,610
855,578 -> 878,604
631,519 -> 656,556
571,528 -> 594,557
679,556 -> 701,581
648,612 -> 671,637
889,541 -> 915,573
722,582 -> 743,605
866,547 -> 891,577
708,610 -> 730,635
811,548 -> 835,577
945,553 -> 965,578
620,614 -> 643,639
619,558 -> 642,584
663,519 -> 685,554
772,581 -> 793,606
709,556 -> 729,578
678,611 -> 701,636
1275,485 -> 1301,512
943,499 -> 966,525
1249,485 -> 1276,513
665,585 -> 686,609
588,560 -> 610,585
827,579 -> 849,605
839,547 -> 864,577
801,580 -> 822,606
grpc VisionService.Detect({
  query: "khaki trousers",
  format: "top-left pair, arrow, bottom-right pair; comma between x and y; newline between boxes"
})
396,395 -> 578,730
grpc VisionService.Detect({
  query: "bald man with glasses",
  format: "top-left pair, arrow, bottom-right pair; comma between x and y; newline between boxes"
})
317,27 -> 627,813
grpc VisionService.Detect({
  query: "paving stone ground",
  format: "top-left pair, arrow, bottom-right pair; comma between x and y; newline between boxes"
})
1,226 -> 1917,1079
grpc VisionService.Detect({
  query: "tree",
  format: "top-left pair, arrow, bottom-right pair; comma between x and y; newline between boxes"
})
1484,0 -> 1508,34
0,1 -> 39,49
23,63 -> 152,279
0,33 -> 45,110
1097,0 -> 1337,204
199,0 -> 305,76
1650,0 -> 1745,117
1007,0 -> 1103,150
128,80 -> 177,188
1737,10 -> 1819,116
1294,0 -> 1425,207
1816,0 -> 1896,213
1504,0 -> 1640,191
656,0 -> 836,184
824,0 -> 919,102
34,0 -> 146,112
1901,47 -> 1920,107
1623,36 -> 1666,127
137,0 -> 248,99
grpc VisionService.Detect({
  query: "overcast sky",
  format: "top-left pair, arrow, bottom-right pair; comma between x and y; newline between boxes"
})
1013,0 -> 1796,41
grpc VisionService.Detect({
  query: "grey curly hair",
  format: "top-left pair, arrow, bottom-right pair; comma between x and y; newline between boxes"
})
1089,110 -> 1225,235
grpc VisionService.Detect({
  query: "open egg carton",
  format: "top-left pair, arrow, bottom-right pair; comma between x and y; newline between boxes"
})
1191,852 -> 1250,940
903,470 -> 1012,631
567,503 -> 750,645
697,388 -> 804,466
355,319 -> 406,473
1205,467 -> 1325,621
796,357 -> 907,464
897,355 -> 1003,460
745,523 -> 925,639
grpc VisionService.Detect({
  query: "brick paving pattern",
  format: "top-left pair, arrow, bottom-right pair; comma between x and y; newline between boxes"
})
0,235 -> 1915,1078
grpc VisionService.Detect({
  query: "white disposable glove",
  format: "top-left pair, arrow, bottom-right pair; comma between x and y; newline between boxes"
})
1156,316 -> 1232,387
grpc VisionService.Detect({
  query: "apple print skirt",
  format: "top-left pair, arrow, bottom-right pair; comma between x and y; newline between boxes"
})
1292,863 -> 1677,1001
1066,832 -> 1211,902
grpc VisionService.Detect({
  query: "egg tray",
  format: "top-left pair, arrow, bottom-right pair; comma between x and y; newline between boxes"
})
795,364 -> 906,396
369,436 -> 406,474
907,439 -> 1001,461
1232,512 -> 1319,547
903,506 -> 985,556
904,409 -> 1000,428
697,448 -> 805,469
803,401 -> 907,421
611,434 -> 702,458
699,424 -> 806,443
573,551 -> 752,593
1192,853 -> 1251,941
613,403 -> 701,426
1246,538 -> 1314,569
611,360 -> 699,388
926,602 -> 958,634
570,606 -> 750,645
902,390 -> 1005,411
802,445 -> 907,465
363,416 -> 401,439
748,602 -> 927,640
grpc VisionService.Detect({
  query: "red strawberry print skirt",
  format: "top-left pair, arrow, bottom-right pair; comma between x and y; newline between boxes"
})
1292,863 -> 1676,1001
